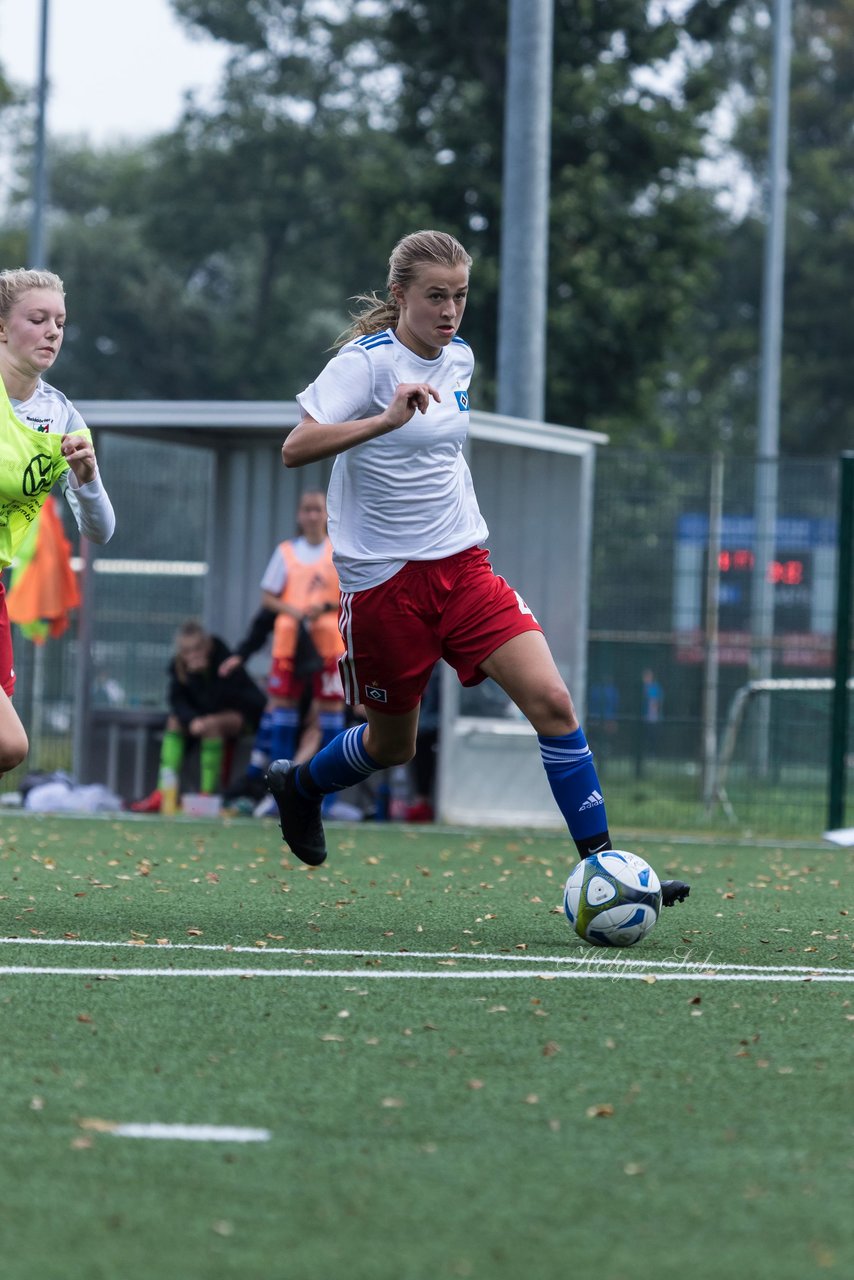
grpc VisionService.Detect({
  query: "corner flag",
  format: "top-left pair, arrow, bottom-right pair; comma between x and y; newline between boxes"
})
6,495 -> 81,643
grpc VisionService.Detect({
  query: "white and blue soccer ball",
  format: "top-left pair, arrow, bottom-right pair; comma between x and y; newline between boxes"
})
563,850 -> 661,948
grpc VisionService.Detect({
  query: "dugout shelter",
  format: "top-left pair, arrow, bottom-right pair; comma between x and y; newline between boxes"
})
74,401 -> 607,826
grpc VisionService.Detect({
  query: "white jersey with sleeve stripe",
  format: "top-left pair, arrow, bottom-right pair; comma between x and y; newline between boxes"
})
295,328 -> 488,591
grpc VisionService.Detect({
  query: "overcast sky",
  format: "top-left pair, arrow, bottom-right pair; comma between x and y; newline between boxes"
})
2,0 -> 228,144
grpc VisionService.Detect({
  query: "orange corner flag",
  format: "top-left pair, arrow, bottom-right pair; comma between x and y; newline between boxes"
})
6,496 -> 81,644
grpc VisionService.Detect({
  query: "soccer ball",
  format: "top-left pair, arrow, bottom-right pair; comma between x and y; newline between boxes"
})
563,850 -> 661,948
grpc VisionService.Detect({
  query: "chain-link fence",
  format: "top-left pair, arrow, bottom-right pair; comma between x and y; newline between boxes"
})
3,437 -> 851,837
587,450 -> 849,836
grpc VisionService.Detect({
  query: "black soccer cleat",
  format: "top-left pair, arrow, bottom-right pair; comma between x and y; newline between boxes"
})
660,879 -> 691,907
266,760 -> 328,866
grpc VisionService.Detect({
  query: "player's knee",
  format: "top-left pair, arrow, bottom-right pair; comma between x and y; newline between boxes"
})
527,682 -> 577,736
0,725 -> 28,773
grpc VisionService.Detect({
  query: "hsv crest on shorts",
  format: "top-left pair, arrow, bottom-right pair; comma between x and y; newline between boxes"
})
364,683 -> 388,703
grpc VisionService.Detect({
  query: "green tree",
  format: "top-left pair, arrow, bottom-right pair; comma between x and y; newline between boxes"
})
662,0 -> 854,456
4,0 -> 749,441
168,0 -> 745,437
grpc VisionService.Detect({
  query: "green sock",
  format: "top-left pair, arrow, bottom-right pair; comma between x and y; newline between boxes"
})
157,730 -> 185,789
200,737 -> 224,795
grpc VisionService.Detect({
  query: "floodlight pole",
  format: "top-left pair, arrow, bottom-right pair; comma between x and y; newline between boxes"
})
29,0 -> 51,267
750,0 -> 791,775
496,0 -> 553,421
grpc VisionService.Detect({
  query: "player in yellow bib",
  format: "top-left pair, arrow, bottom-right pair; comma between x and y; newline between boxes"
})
0,268 -> 115,776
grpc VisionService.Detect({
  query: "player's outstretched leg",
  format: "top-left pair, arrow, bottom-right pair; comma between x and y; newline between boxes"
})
660,879 -> 691,907
266,759 -> 327,866
538,729 -> 691,907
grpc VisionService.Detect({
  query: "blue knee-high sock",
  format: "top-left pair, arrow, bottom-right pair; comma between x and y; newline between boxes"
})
247,709 -> 274,778
318,709 -> 346,750
296,723 -> 380,796
270,707 -> 300,763
538,727 -> 612,858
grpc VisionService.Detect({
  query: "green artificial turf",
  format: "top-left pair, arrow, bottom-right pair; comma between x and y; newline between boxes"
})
0,813 -> 851,1280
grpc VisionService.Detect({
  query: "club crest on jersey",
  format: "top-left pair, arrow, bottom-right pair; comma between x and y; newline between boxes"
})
364,683 -> 388,704
453,390 -> 470,412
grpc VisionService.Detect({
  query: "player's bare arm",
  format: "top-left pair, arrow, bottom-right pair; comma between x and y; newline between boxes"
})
282,383 -> 441,468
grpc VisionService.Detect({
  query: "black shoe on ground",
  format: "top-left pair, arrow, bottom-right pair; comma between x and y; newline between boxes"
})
660,879 -> 691,907
266,760 -> 327,866
223,772 -> 268,805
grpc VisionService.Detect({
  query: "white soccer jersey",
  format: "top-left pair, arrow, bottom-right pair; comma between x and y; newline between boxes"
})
10,378 -> 116,544
296,328 -> 488,591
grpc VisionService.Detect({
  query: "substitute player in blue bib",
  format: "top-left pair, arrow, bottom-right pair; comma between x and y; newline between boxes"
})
267,230 -> 688,906
0,268 -> 115,775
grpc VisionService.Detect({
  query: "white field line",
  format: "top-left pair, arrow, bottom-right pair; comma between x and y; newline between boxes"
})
0,965 -> 851,984
112,1124 -> 270,1142
0,935 -> 851,977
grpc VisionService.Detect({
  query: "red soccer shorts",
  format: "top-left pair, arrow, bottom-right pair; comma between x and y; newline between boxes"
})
267,655 -> 345,705
0,583 -> 15,697
337,546 -> 542,714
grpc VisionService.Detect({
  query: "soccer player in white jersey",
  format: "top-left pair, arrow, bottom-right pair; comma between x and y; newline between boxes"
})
267,230 -> 689,907
0,268 -> 115,777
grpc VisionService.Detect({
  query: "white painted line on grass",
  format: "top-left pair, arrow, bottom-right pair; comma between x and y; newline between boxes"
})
1,936 -> 851,977
114,1123 -> 270,1142
0,964 -> 851,983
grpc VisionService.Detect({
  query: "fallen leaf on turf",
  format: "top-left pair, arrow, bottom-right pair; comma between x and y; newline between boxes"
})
586,1104 -> 615,1118
78,1117 -> 116,1132
542,1041 -> 560,1057
186,928 -> 203,937
467,1080 -> 484,1090
381,1097 -> 404,1108
623,1163 -> 645,1176
523,1094 -> 539,1105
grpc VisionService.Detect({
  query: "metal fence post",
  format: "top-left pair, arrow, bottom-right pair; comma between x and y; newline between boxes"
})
828,452 -> 854,830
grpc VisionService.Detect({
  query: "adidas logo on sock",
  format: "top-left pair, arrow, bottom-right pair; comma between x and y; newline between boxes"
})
579,790 -> 604,812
